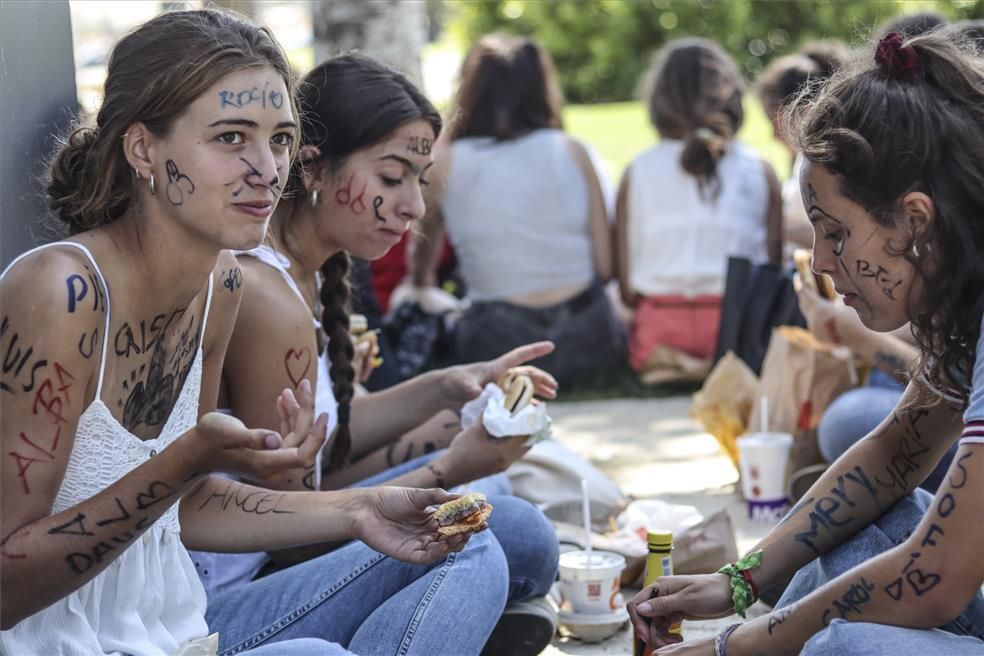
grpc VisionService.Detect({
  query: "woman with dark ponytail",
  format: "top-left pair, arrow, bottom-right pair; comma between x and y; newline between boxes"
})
218,52 -> 561,656
616,37 -> 784,380
1,9 -> 507,655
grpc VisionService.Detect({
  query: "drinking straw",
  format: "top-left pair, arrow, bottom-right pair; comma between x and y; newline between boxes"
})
581,478 -> 592,564
760,395 -> 769,434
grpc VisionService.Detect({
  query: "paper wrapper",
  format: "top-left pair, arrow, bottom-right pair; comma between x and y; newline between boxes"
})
690,352 -> 759,468
460,383 -> 553,445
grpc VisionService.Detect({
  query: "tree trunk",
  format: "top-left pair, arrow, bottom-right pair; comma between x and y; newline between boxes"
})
311,0 -> 427,84
207,0 -> 258,20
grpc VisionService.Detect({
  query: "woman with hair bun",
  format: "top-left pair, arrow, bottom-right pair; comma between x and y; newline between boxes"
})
616,37 -> 783,379
0,9 -> 506,655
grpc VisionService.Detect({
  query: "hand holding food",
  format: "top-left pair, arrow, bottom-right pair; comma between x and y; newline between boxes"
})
349,313 -> 382,369
351,487 -> 472,564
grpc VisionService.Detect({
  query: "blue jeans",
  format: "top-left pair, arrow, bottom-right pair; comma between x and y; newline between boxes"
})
354,451 -> 560,602
206,531 -> 508,655
817,385 -> 957,493
778,489 -> 984,653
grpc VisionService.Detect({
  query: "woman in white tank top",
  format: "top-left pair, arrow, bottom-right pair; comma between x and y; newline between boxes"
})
408,35 -> 626,388
615,38 -> 783,379
1,10 -> 501,656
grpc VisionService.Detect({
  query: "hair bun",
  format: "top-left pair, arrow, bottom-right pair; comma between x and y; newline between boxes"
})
47,126 -> 100,232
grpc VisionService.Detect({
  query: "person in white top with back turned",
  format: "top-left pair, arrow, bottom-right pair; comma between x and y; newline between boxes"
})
615,38 -> 783,381
409,34 -> 626,389
0,9 -> 506,656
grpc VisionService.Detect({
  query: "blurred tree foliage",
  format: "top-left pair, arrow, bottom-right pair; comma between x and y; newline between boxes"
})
445,0 -> 983,103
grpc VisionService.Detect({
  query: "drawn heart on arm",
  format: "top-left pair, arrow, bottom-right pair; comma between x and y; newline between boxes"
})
284,348 -> 313,390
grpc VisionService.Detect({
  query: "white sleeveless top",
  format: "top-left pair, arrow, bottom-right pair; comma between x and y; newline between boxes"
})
626,139 -> 770,297
0,242 -> 214,656
442,129 -> 596,301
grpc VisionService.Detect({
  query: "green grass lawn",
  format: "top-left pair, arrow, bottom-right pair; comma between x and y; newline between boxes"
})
564,97 -> 793,186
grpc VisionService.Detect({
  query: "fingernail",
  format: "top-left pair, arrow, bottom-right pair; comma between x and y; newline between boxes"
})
638,603 -> 652,614
264,433 -> 282,449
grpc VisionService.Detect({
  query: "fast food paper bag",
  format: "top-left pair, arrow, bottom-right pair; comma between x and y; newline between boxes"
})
749,326 -> 858,477
690,351 -> 760,468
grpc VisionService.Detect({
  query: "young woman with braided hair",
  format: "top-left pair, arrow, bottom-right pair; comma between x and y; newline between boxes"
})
213,52 -> 562,656
628,29 -> 984,656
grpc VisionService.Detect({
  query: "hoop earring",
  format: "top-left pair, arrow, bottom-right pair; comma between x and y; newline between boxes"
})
310,190 -> 319,208
148,172 -> 156,196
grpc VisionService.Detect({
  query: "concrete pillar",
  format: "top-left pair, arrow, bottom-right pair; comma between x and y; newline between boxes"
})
0,0 -> 78,269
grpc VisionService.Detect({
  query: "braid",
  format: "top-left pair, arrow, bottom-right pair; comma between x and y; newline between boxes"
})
320,251 -> 355,469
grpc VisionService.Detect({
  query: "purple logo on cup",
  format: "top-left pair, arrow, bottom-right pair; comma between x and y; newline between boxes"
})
747,498 -> 788,523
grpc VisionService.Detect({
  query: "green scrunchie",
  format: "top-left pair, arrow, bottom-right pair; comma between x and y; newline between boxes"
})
717,549 -> 763,618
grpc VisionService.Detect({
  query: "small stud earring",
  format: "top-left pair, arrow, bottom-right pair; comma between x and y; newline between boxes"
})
310,190 -> 319,208
134,167 -> 141,179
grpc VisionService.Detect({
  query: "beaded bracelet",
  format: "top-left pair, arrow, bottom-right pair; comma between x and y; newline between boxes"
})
717,549 -> 763,618
714,622 -> 742,656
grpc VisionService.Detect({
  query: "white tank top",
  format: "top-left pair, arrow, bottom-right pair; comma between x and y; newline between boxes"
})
626,139 -> 770,297
442,129 -> 596,301
0,242 -> 214,656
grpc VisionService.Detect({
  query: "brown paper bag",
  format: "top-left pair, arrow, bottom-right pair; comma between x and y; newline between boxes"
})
691,352 -> 760,468
672,510 -> 740,575
749,326 -> 858,478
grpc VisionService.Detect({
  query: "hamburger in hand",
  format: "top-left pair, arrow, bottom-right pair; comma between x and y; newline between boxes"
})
434,492 -> 493,536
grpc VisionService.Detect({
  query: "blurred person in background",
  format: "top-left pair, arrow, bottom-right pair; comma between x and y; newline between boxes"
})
407,34 -> 625,389
757,40 -> 849,257
615,37 -> 783,381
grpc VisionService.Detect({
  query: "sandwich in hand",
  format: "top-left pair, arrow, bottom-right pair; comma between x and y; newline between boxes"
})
793,249 -> 837,300
496,370 -> 535,415
349,313 -> 382,368
434,492 -> 493,536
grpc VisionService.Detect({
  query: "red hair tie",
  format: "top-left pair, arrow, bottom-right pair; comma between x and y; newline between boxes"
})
875,31 -> 921,81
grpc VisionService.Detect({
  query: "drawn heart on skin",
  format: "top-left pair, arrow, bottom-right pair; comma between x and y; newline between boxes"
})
284,348 -> 312,389
905,569 -> 941,596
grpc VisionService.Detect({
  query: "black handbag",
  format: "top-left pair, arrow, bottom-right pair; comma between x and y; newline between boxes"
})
713,256 -> 806,375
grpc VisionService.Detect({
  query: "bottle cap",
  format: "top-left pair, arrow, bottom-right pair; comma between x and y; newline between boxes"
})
647,529 -> 673,550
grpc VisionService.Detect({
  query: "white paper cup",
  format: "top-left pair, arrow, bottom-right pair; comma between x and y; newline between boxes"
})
557,550 -> 626,615
737,432 -> 793,523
